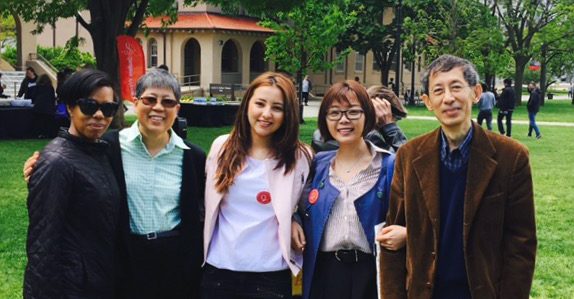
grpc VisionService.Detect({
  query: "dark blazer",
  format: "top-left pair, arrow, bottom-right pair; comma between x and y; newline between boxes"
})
379,123 -> 537,299
104,130 -> 206,298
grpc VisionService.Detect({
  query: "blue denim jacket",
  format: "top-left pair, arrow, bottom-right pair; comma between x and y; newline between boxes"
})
301,149 -> 395,299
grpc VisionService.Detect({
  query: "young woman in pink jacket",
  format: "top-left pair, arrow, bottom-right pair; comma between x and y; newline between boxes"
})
202,72 -> 312,299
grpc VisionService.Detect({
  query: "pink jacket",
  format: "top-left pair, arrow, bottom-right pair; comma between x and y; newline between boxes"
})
204,134 -> 311,275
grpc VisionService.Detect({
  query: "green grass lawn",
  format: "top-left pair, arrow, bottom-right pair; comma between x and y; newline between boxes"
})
1,116 -> 573,298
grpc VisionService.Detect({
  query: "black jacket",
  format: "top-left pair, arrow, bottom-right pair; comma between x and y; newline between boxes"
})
104,130 -> 206,298
498,86 -> 516,110
527,88 -> 541,113
311,123 -> 408,153
25,132 -> 122,299
18,77 -> 37,98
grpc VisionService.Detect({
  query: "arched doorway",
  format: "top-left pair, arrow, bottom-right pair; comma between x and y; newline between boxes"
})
221,40 -> 241,84
249,41 -> 267,81
183,38 -> 201,86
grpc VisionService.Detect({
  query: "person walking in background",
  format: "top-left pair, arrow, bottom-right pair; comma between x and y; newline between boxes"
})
30,75 -> 57,138
527,82 -> 542,139
477,82 -> 495,130
302,75 -> 312,106
497,78 -> 515,137
17,67 -> 38,98
24,69 -> 122,298
202,72 -> 312,299
380,55 -> 536,298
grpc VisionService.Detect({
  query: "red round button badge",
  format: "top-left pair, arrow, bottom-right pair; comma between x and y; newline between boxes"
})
257,191 -> 272,204
308,189 -> 319,205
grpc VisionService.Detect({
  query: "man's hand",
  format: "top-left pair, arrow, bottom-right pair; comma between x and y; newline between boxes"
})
376,225 -> 406,251
23,151 -> 40,183
372,97 -> 394,127
291,221 -> 306,252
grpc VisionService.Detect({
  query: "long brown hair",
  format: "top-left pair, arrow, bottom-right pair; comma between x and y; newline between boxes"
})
215,72 -> 310,193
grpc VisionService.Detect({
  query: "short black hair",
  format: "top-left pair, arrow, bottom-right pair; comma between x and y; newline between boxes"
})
58,69 -> 117,107
504,78 -> 512,85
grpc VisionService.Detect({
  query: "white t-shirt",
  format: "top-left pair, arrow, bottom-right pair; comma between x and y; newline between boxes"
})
206,157 -> 288,272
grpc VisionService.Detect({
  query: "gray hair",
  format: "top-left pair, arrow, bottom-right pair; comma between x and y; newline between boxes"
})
135,69 -> 181,100
422,54 -> 480,95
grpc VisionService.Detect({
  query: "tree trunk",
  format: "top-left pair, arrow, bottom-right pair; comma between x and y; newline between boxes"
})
539,44 -> 548,106
484,72 -> 494,91
86,0 -> 133,129
514,57 -> 529,106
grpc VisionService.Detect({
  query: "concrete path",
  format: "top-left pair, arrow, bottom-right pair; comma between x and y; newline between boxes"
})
407,116 -> 574,127
302,99 -> 574,127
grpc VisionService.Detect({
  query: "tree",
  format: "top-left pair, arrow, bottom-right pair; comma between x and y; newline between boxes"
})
4,0 -> 184,127
7,0 -> 183,84
531,2 -> 574,103
496,0 -> 558,104
259,0 -> 353,99
403,0 -> 510,91
338,0 -> 398,86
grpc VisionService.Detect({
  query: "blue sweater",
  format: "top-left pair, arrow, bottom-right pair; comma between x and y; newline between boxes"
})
433,163 -> 471,299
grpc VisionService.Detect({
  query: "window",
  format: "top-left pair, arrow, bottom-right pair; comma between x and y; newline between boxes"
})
250,42 -> 266,73
148,38 -> 158,67
222,41 -> 239,73
355,52 -> 364,73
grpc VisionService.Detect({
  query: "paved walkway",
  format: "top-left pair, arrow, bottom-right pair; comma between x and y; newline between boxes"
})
302,99 -> 574,127
406,116 -> 574,127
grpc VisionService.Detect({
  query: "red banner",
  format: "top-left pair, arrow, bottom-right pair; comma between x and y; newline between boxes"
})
117,35 -> 145,102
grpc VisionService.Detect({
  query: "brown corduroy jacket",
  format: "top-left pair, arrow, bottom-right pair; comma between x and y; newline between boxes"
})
379,123 -> 537,299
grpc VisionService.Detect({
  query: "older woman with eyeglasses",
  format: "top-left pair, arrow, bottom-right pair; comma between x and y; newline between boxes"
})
24,69 -> 122,298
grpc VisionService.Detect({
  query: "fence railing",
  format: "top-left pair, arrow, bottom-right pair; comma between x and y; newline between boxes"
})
30,53 -> 59,74
178,74 -> 201,86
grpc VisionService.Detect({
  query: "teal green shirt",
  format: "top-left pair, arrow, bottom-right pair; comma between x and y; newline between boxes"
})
119,121 -> 189,234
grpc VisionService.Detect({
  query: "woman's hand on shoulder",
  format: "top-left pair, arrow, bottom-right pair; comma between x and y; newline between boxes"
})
23,151 -> 40,183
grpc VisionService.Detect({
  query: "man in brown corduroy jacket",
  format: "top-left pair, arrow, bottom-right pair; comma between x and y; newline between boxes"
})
379,55 -> 537,299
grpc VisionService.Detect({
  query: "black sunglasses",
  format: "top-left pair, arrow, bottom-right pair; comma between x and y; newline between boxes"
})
76,98 -> 119,117
139,96 -> 179,108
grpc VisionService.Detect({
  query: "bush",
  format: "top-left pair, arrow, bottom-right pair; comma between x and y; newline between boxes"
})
1,46 -> 17,66
37,44 -> 96,71
0,43 -> 95,72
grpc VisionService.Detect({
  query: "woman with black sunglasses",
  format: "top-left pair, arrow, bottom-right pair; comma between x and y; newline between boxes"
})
24,70 -> 120,298
24,69 -> 123,298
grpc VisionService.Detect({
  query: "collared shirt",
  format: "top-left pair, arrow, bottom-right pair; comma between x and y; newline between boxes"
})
119,121 -> 189,235
320,143 -> 383,253
440,125 -> 473,172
